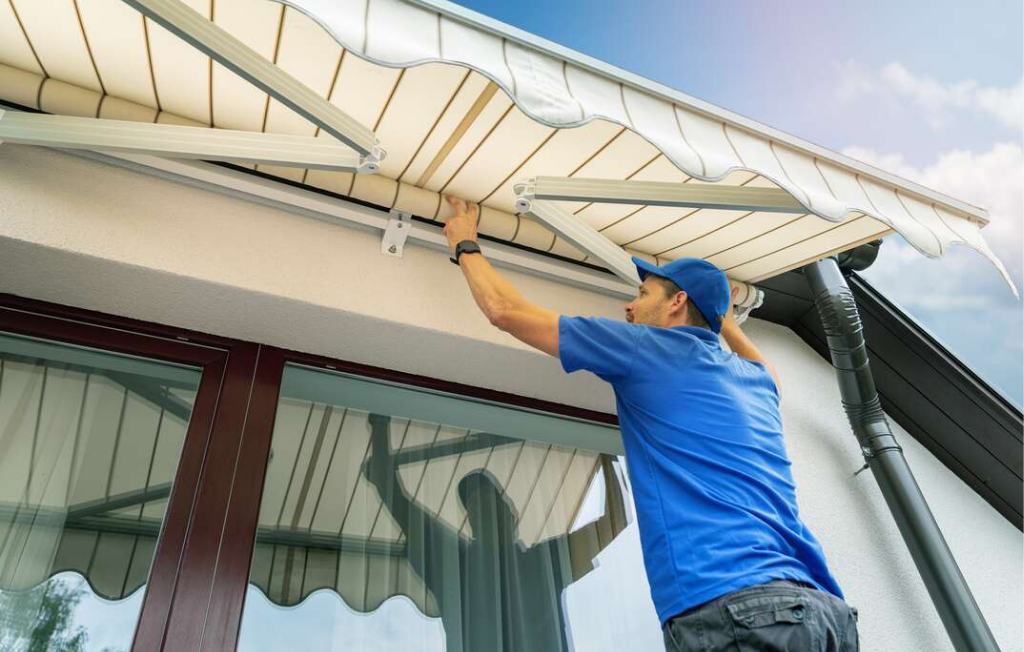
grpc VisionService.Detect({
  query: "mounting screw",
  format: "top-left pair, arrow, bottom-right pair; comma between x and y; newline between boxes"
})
388,245 -> 397,254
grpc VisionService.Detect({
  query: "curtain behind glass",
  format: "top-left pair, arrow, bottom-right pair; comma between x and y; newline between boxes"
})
0,333 -> 200,651
240,367 -> 630,652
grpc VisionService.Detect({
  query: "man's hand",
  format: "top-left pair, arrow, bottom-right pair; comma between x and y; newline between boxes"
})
443,195 -> 479,255
443,194 -> 560,357
363,413 -> 393,488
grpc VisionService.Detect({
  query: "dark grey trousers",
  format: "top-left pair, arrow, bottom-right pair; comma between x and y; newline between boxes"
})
662,580 -> 859,652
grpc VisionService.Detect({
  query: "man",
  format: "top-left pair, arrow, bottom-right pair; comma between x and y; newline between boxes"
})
363,414 -> 574,652
442,195 -> 859,652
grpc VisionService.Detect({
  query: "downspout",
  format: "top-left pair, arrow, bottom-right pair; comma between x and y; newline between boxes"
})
803,251 -> 1000,652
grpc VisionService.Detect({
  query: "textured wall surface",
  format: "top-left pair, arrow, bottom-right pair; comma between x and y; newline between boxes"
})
2,145 -> 1020,651
744,317 -> 1022,652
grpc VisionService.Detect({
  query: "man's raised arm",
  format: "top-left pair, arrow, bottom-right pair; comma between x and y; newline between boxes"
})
444,195 -> 560,357
720,288 -> 782,397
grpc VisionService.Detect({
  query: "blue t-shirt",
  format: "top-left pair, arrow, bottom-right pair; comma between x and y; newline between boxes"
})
559,316 -> 843,624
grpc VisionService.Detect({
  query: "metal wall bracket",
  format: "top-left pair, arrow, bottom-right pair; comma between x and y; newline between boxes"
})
381,210 -> 412,257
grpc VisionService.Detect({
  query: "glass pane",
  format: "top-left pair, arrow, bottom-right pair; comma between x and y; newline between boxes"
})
238,364 -> 662,652
0,332 -> 203,652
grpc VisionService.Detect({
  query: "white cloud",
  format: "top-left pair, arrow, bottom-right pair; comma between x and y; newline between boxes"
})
843,141 -> 1023,285
836,61 -> 1023,131
846,142 -> 1023,404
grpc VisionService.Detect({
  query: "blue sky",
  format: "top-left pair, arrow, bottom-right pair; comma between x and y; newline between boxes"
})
453,0 -> 1024,407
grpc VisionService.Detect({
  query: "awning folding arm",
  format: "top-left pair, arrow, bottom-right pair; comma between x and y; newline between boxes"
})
0,110 -> 365,172
0,0 -> 385,173
514,177 -> 768,313
514,187 -> 643,286
517,176 -> 806,213
122,0 -> 383,172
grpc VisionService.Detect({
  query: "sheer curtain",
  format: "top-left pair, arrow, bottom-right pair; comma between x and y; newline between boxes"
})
0,333 -> 199,650
240,366 -> 631,652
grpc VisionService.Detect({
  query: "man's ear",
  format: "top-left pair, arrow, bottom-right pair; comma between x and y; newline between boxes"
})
671,290 -> 689,317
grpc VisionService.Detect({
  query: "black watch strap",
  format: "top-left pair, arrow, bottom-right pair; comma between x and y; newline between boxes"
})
450,240 -> 482,265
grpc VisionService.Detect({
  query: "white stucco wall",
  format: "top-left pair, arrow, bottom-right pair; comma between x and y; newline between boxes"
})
752,317 -> 1023,652
2,145 -> 1021,651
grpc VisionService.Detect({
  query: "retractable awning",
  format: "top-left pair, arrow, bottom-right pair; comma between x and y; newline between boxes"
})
0,346 -> 626,611
0,0 -> 1014,293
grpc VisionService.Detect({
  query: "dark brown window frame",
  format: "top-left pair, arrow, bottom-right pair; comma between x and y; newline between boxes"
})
1,292 -> 618,652
0,293 -> 255,652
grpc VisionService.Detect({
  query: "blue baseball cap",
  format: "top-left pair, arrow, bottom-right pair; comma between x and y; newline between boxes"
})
631,256 -> 731,333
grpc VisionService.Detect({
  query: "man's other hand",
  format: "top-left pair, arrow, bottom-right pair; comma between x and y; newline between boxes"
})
364,413 -> 393,486
444,194 -> 478,255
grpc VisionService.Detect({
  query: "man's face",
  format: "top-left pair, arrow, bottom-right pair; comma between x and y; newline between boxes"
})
624,276 -> 682,327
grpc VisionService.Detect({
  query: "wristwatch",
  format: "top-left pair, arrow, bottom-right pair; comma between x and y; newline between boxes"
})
450,239 -> 482,265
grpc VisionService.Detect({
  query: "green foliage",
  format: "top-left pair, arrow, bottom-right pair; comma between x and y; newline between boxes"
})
0,577 -> 90,652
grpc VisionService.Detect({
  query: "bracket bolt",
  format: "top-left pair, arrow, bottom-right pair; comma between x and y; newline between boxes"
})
388,245 -> 397,254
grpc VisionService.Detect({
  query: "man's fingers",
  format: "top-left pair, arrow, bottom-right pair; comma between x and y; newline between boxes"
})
445,193 -> 467,214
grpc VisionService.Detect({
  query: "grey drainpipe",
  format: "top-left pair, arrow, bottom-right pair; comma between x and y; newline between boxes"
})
803,253 -> 1000,652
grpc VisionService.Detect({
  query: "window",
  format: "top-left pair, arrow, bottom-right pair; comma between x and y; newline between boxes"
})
0,332 -> 202,652
236,364 -> 655,651
0,296 -> 666,651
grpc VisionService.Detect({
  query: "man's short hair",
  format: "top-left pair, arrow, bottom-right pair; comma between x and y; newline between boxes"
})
657,277 -> 711,331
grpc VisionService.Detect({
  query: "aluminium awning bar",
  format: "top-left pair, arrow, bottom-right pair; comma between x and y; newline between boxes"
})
121,0 -> 384,172
518,176 -> 806,213
515,187 -> 642,286
0,110 -> 364,171
515,179 -> 766,310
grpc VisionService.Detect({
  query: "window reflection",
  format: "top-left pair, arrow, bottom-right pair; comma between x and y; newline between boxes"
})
0,571 -> 145,652
239,365 -> 646,652
0,333 -> 201,651
238,586 -> 446,651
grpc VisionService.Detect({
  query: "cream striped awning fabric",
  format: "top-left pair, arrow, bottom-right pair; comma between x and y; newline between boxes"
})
0,348 -> 625,609
0,0 -> 1013,290
248,402 -> 627,614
